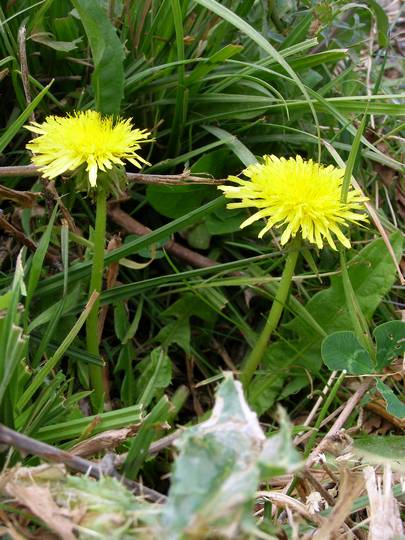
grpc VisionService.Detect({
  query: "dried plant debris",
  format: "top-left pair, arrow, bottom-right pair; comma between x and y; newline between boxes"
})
364,464 -> 404,540
1,465 -> 159,540
1,375 -> 405,539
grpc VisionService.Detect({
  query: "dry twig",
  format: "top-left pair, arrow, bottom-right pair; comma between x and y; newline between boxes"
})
0,424 -> 165,503
108,203 -> 217,269
0,165 -> 223,185
306,379 -> 372,468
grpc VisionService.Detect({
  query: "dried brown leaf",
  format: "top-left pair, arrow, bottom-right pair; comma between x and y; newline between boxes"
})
313,468 -> 364,539
0,184 -> 40,208
69,424 -> 140,457
6,483 -> 75,540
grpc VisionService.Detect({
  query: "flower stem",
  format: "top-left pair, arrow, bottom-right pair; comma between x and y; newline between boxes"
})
241,237 -> 301,390
86,187 -> 107,412
339,250 -> 374,359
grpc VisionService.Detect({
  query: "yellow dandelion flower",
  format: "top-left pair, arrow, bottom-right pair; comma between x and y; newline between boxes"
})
25,110 -> 151,187
219,155 -> 368,250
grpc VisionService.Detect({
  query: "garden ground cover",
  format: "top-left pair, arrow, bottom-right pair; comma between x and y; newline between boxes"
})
0,0 -> 404,538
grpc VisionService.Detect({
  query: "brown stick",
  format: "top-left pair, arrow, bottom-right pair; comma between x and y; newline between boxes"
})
302,470 -> 336,508
0,424 -> 165,503
108,204 -> 217,269
306,379 -> 372,468
0,214 -> 61,268
0,165 -> 223,185
0,184 -> 40,208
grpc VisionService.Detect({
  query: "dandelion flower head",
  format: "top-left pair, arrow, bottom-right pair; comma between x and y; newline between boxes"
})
26,110 -> 151,187
219,155 -> 368,250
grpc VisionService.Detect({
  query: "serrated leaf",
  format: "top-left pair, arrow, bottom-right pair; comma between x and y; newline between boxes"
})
254,230 -> 402,411
206,206 -> 246,235
156,318 -> 190,353
321,331 -> 374,375
375,379 -> 405,419
374,321 -> 405,371
288,233 -> 403,340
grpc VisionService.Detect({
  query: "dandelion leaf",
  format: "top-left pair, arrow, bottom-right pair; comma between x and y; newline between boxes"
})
161,373 -> 301,539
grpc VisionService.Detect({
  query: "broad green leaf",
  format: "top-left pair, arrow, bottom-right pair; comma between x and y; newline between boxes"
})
72,0 -> 124,114
287,233 -> 403,340
161,374 -> 300,538
146,184 -> 213,219
374,321 -> 405,371
252,233 -> 402,413
375,379 -> 405,419
161,374 -> 264,538
156,316 -> 191,353
190,147 -> 234,178
353,435 -> 405,472
206,206 -> 246,235
321,331 -> 374,375
248,372 -> 285,416
185,222 -> 211,250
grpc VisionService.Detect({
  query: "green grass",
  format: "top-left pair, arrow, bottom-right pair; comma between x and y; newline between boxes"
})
0,0 -> 404,537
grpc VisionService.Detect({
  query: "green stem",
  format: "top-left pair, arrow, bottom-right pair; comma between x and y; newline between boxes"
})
86,187 -> 107,412
241,237 -> 301,389
339,250 -> 374,359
